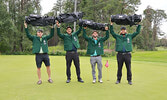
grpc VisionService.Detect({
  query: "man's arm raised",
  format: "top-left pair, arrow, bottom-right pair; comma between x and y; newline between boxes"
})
56,21 -> 65,39
83,27 -> 90,41
45,25 -> 55,40
101,26 -> 109,41
24,21 -> 34,41
131,22 -> 141,39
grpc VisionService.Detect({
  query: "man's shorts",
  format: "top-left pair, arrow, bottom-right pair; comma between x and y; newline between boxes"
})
35,53 -> 50,68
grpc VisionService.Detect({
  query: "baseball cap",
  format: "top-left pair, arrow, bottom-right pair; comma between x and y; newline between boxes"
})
121,27 -> 126,30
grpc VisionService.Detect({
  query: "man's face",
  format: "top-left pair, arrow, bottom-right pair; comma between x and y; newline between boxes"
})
66,28 -> 72,35
37,31 -> 43,38
92,31 -> 98,38
121,29 -> 126,35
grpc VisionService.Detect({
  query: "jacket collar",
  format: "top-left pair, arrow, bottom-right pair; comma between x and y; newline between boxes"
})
36,36 -> 43,41
66,32 -> 73,36
91,37 -> 100,42
120,33 -> 127,37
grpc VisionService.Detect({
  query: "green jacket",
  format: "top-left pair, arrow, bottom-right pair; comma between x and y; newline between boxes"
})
57,27 -> 82,51
25,28 -> 54,54
110,25 -> 141,52
83,29 -> 109,55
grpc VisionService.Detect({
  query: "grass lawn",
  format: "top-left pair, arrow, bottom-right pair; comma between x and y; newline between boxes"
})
0,51 -> 167,100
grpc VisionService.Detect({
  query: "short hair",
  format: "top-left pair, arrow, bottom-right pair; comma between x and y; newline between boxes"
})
37,29 -> 43,33
66,26 -> 72,30
92,30 -> 98,34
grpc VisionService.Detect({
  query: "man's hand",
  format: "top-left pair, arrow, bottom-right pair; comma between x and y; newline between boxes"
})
110,21 -> 113,25
105,26 -> 109,31
56,21 -> 60,28
50,25 -> 54,28
110,18 -> 113,25
84,27 -> 87,29
136,22 -> 140,25
24,21 -> 27,28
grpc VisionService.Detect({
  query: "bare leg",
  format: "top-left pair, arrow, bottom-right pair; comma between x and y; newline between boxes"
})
37,68 -> 41,80
46,66 -> 51,79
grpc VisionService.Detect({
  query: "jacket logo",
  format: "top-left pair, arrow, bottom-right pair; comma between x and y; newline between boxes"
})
98,42 -> 101,47
43,40 -> 46,45
74,37 -> 77,41
127,38 -> 130,43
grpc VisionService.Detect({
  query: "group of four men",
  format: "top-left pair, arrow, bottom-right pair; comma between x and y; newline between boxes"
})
24,20 -> 141,85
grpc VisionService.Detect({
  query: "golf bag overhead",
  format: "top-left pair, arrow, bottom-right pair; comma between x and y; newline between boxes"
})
56,12 -> 83,23
79,19 -> 108,31
111,14 -> 142,26
25,14 -> 56,26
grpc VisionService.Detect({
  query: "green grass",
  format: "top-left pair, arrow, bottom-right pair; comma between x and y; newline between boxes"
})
0,51 -> 167,100
132,50 -> 167,63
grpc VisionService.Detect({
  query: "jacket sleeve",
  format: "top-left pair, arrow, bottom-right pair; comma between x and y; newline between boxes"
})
83,29 -> 90,41
74,26 -> 82,36
110,25 -> 119,39
25,28 -> 34,41
45,28 -> 54,40
131,25 -> 141,39
57,27 -> 65,39
101,30 -> 109,41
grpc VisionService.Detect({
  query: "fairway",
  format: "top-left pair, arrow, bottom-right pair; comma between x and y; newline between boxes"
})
0,51 -> 167,100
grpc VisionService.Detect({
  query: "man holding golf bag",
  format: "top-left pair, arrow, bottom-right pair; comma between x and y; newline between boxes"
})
56,21 -> 84,83
110,21 -> 141,85
83,26 -> 109,83
24,22 -> 54,85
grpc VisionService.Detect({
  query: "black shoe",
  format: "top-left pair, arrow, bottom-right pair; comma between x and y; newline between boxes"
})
78,79 -> 84,83
115,80 -> 120,84
128,81 -> 132,85
48,79 -> 53,83
37,80 -> 42,85
66,79 -> 70,83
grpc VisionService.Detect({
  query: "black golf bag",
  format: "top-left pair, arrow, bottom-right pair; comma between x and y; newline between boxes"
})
79,19 -> 108,31
111,14 -> 142,26
56,12 -> 83,23
25,14 -> 56,26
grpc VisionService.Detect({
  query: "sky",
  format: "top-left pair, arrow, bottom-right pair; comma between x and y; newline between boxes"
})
40,0 -> 56,15
136,0 -> 167,38
40,0 -> 167,37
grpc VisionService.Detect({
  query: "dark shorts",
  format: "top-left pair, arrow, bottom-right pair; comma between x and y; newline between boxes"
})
35,53 -> 50,68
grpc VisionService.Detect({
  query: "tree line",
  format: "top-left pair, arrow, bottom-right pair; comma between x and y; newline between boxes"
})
0,0 -> 167,54
0,0 -> 41,53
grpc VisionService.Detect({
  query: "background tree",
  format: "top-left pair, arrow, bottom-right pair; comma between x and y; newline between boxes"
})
0,0 -> 41,53
0,0 -> 13,53
135,6 -> 167,50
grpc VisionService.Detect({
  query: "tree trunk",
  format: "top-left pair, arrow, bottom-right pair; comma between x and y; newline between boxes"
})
19,0 -> 24,52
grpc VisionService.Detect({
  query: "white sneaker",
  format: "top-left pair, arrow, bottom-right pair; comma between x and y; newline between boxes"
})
99,79 -> 103,83
92,79 -> 96,84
